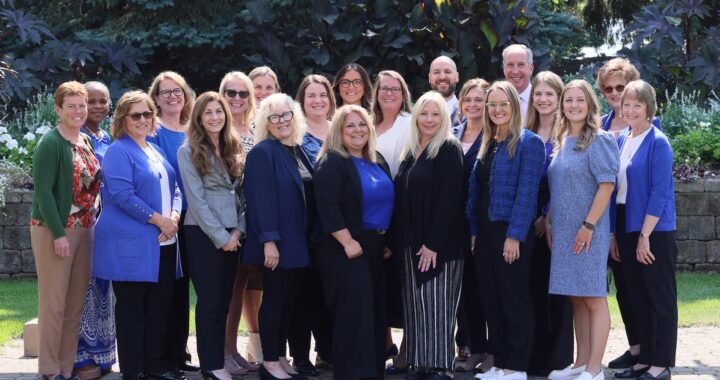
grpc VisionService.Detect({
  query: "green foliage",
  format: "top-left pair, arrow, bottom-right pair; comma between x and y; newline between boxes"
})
0,90 -> 57,171
671,128 -> 720,167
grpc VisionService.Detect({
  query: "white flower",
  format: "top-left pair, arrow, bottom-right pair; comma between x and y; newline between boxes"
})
18,147 -> 28,155
6,138 -> 18,150
23,132 -> 36,141
699,121 -> 710,128
35,125 -> 52,135
0,127 -> 7,134
0,133 -> 11,143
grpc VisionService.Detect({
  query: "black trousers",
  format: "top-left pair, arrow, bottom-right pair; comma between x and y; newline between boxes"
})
455,253 -> 488,354
616,206 -> 678,367
528,234 -> 574,374
474,221 -> 534,371
185,226 -> 239,371
288,265 -> 333,363
260,266 -> 305,361
162,211 -> 191,367
316,230 -> 387,379
609,257 -> 641,346
114,244 -> 176,377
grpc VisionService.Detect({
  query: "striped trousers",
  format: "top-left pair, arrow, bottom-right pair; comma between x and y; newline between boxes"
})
402,249 -> 464,370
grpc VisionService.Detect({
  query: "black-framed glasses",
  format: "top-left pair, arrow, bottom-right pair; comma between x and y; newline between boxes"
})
126,111 -> 155,121
602,84 -> 625,94
267,111 -> 294,123
379,87 -> 402,95
340,79 -> 363,88
159,88 -> 184,98
225,89 -> 250,99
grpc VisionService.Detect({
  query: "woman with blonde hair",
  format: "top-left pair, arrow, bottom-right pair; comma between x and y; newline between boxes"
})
394,91 -> 465,380
313,105 -> 394,379
524,72 -> 574,376
467,81 -> 544,380
249,66 -> 281,105
545,79 -> 619,380
147,71 -> 199,373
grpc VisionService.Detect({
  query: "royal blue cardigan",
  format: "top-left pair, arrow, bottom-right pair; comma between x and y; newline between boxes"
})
601,110 -> 662,134
466,128 -> 545,242
610,126 -> 676,233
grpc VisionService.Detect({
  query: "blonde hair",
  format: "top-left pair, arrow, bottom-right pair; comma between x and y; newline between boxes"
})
110,90 -> 158,140
318,105 -> 377,163
403,91 -> 454,160
147,71 -> 196,125
295,74 -> 337,120
458,78 -> 490,120
371,70 -> 412,124
596,58 -> 640,92
219,71 -> 257,128
254,93 -> 306,145
620,80 -> 657,121
186,92 -> 244,178
249,66 -> 281,92
479,81 -> 523,161
54,81 -> 87,108
525,71 -> 563,133
554,79 -> 602,154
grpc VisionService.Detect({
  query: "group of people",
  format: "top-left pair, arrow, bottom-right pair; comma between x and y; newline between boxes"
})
30,43 -> 678,380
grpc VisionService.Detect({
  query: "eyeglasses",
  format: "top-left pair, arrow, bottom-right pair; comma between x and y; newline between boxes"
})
158,88 -> 184,98
126,111 -> 155,121
602,84 -> 625,94
379,87 -> 402,95
340,79 -> 363,88
486,101 -> 511,110
225,89 -> 250,99
267,111 -> 294,123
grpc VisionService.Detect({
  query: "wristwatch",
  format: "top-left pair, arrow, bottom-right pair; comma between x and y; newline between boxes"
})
582,221 -> 595,231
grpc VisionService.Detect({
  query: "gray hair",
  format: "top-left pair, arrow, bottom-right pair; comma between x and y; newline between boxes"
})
502,44 -> 533,67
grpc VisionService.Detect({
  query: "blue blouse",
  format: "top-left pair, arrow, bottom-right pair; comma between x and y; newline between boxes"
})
147,125 -> 187,209
352,157 -> 394,230
81,125 -> 112,165
301,132 -> 323,167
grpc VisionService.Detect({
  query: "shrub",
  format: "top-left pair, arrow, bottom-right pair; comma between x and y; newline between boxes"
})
0,90 -> 57,171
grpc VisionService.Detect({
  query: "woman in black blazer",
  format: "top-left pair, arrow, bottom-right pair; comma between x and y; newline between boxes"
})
394,91 -> 466,380
313,105 -> 394,380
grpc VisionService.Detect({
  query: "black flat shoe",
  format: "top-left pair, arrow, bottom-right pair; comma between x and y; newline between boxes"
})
201,371 -> 221,380
386,365 -> 409,375
168,368 -> 186,380
609,351 -> 640,369
259,366 -> 292,380
615,366 -> 649,378
147,371 -> 183,380
637,368 -> 671,380
424,372 -> 451,380
123,373 -> 151,380
293,360 -> 320,377
385,344 -> 400,359
178,362 -> 201,373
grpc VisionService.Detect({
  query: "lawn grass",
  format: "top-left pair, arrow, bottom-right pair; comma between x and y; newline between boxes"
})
0,272 -> 716,346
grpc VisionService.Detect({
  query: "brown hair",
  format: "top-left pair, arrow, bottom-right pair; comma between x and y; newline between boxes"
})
620,80 -> 657,121
186,92 -> 244,178
147,71 -> 196,125
371,70 -> 412,124
110,91 -> 158,140
332,64 -> 373,111
458,78 -> 490,122
525,71 -> 564,133
249,66 -> 281,92
54,81 -> 88,108
318,105 -> 378,163
554,80 -> 602,154
295,74 -> 337,120
596,58 -> 640,92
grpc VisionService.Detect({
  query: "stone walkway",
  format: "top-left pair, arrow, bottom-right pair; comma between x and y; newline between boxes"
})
1,328 -> 718,379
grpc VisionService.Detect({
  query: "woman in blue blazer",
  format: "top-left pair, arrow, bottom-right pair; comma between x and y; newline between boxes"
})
93,91 -> 182,380
611,80 -> 677,380
243,93 -> 312,380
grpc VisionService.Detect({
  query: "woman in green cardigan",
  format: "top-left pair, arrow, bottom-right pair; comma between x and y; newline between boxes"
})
30,81 -> 102,380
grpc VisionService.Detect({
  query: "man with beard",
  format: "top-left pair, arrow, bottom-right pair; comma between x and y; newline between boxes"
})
502,44 -> 535,123
428,55 -> 461,123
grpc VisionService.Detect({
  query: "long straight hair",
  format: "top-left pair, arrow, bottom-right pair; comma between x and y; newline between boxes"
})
317,105 -> 378,163
525,71 -> 563,134
554,79 -> 601,154
478,81 -> 523,161
402,91 -> 454,161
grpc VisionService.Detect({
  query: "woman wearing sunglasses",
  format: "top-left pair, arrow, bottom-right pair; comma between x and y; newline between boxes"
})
243,94 -> 312,380
93,91 -> 183,380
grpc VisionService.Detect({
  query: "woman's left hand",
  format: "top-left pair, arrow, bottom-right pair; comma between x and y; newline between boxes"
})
573,227 -> 593,254
502,238 -> 520,264
636,235 -> 655,265
416,245 -> 437,272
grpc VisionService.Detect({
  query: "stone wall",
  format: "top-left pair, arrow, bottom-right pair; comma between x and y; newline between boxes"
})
675,179 -> 720,272
0,189 -> 34,278
2,180 -> 720,276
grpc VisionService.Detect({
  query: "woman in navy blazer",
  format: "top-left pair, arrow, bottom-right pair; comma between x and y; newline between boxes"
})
93,91 -> 182,380
611,80 -> 677,380
452,78 -> 492,372
243,93 -> 312,380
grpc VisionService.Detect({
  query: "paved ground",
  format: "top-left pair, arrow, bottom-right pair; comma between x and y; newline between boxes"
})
1,328 -> 718,379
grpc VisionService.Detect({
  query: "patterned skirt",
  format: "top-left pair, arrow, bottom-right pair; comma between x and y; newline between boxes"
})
74,277 -> 116,369
402,249 -> 464,369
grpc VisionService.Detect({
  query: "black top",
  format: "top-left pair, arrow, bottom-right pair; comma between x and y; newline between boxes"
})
283,143 -> 317,242
475,139 -> 496,225
393,139 -> 466,285
313,152 -> 392,258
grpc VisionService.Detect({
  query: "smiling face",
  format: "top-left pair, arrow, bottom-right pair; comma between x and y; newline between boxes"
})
532,82 -> 559,117
303,82 -> 331,120
339,70 -> 364,106
267,101 -> 293,143
86,88 -> 110,125
461,86 -> 485,122
223,79 -> 249,120
621,96 -> 649,130
562,87 -> 589,129
55,95 -> 88,131
601,76 -> 627,111
124,102 -> 155,142
486,89 -> 512,128
428,59 -> 459,99
201,100 -> 226,139
417,100 -> 442,142
377,75 -> 403,116
253,75 -> 278,104
503,50 -> 533,93
341,111 -> 369,157
154,78 -> 185,116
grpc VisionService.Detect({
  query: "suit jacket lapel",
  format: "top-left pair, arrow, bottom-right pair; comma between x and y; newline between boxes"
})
345,157 -> 363,203
272,140 -> 305,196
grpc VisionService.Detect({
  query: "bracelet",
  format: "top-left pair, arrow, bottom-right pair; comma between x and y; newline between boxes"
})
581,225 -> 593,233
